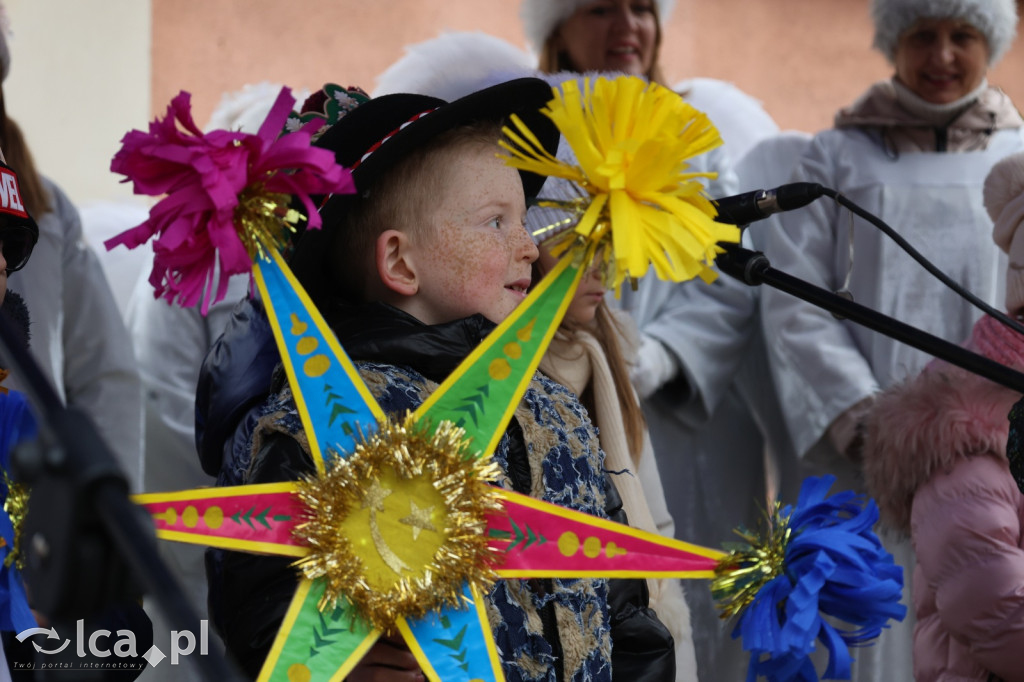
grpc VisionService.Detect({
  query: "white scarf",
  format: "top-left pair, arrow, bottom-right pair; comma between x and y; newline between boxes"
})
892,77 -> 988,127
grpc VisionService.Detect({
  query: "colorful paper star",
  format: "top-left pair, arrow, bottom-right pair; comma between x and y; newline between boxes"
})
119,76 -> 904,682
135,246 -> 724,682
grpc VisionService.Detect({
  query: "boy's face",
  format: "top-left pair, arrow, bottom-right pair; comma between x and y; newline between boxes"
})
408,144 -> 537,325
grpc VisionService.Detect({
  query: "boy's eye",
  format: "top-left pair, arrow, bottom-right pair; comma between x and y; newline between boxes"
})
487,217 -> 502,230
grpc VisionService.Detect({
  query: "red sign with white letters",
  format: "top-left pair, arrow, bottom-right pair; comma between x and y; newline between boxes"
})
0,166 -> 27,219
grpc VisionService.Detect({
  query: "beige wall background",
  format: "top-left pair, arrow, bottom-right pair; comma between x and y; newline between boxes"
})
4,0 -> 150,204
2,0 -> 1022,206
149,0 -> 1024,137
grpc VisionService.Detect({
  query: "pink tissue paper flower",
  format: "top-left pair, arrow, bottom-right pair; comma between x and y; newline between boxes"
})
106,87 -> 354,314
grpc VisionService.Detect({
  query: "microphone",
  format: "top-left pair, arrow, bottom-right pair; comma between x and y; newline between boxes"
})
712,182 -> 825,226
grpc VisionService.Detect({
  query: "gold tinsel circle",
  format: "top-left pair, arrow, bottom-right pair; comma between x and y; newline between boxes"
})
292,414 -> 504,632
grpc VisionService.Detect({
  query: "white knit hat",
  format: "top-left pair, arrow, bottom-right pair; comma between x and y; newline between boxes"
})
984,151 -> 1024,316
373,31 -> 536,100
871,0 -> 1018,66
520,0 -> 676,51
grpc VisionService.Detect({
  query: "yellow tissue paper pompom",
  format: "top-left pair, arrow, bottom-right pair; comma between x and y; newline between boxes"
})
502,75 -> 740,291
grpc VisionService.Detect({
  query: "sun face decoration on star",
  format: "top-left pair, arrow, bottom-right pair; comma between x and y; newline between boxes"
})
294,416 -> 504,632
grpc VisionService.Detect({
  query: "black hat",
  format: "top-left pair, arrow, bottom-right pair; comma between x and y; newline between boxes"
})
290,77 -> 560,306
314,77 -> 557,200
0,160 -> 38,273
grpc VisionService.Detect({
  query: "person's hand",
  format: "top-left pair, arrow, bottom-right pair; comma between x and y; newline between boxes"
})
630,333 -> 679,400
984,151 -> 1024,317
347,632 -> 424,682
827,396 -> 875,463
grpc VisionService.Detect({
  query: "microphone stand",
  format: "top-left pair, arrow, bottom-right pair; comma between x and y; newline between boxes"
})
717,244 -> 1024,395
0,313 -> 244,681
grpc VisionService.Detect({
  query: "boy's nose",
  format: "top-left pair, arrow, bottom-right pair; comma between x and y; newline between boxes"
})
515,224 -> 539,262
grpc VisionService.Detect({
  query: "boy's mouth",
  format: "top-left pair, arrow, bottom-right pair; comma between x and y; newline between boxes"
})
506,279 -> 530,298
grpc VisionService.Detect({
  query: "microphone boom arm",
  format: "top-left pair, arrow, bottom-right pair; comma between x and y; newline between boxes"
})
717,244 -> 1024,395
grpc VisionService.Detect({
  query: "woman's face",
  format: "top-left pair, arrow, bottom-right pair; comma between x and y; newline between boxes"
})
537,247 -> 606,326
894,18 -> 989,104
554,0 -> 658,76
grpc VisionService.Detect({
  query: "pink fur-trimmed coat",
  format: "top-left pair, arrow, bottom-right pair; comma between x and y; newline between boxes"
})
863,316 -> 1024,682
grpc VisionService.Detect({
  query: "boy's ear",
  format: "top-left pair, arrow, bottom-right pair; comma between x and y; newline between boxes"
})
375,229 -> 419,297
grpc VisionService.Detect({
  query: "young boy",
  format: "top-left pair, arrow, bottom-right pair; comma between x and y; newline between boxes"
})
204,79 -> 616,682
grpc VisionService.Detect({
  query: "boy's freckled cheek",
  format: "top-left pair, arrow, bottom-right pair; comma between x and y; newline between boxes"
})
432,229 -> 503,294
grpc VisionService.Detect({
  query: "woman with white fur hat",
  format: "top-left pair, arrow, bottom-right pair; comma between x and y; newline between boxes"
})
761,1 -> 1024,680
520,0 -> 779,161
523,0 -> 668,82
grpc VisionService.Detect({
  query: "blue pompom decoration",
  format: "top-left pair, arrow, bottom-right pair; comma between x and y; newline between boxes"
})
715,475 -> 906,681
0,390 -> 37,633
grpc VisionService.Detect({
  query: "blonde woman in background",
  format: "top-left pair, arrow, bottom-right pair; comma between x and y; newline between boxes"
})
761,1 -> 1024,680
528,166 -> 696,680
522,3 -> 784,680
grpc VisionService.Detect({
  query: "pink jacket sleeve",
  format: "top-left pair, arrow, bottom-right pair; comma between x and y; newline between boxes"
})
911,453 -> 1024,682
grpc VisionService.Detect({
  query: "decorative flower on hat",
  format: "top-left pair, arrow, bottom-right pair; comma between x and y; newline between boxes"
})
114,78 -> 903,682
283,83 -> 371,143
501,75 -> 740,291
